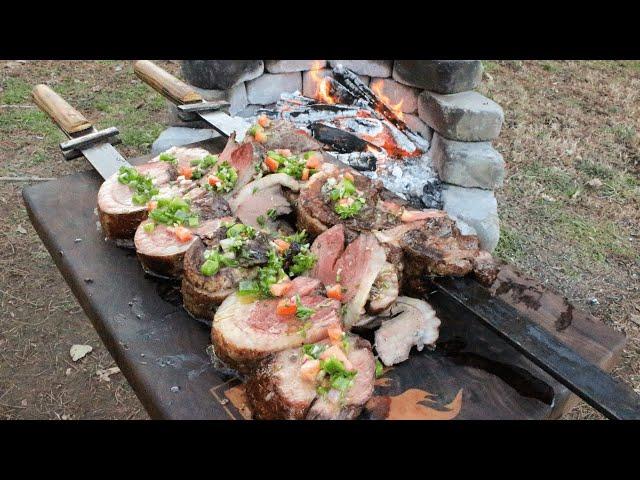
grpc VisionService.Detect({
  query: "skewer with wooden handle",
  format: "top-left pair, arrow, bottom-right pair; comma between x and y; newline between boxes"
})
133,60 -> 203,105
31,84 -> 93,136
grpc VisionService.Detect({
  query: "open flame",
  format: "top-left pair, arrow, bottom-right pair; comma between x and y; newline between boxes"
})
371,80 -> 404,121
310,61 -> 336,104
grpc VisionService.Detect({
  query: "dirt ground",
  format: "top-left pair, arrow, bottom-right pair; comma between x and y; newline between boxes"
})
0,60 -> 638,420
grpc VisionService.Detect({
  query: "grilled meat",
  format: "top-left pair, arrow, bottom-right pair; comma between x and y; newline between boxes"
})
211,281 -> 341,373
374,296 -> 441,366
97,146 -> 211,240
245,335 -> 375,420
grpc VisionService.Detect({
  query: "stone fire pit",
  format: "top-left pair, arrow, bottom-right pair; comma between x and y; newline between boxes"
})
152,60 -> 504,252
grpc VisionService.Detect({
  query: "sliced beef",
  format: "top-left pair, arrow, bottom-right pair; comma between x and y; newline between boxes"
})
374,296 -> 441,366
309,224 -> 345,287
245,335 -> 375,420
211,290 -> 341,373
366,262 -> 400,314
228,173 -> 300,230
335,233 -> 389,328
134,216 -> 232,279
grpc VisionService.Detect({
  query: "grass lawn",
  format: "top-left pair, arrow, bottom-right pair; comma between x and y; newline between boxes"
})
0,60 -> 638,419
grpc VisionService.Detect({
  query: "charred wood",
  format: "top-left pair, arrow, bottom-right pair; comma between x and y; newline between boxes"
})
328,151 -> 378,171
309,122 -> 375,153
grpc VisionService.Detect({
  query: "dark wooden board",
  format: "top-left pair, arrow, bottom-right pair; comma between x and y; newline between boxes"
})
22,138 -> 626,420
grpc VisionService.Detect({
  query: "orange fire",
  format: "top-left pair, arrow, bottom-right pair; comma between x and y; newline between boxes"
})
310,61 -> 335,104
371,80 -> 404,120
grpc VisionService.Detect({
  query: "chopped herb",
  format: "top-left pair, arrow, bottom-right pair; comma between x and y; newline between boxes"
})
288,245 -> 317,276
318,357 -> 357,394
200,249 -> 238,276
206,161 -> 238,193
302,343 -> 327,359
334,196 -> 365,219
117,166 -> 159,206
282,230 -> 308,245
143,222 -> 155,234
148,196 -> 198,227
341,334 -> 350,353
297,321 -> 311,338
266,208 -> 278,220
265,150 -> 318,180
159,152 -> 177,165
295,295 -> 315,320
237,280 -> 260,297
256,215 -> 266,227
328,177 -> 366,219
188,154 -> 218,179
375,359 -> 384,378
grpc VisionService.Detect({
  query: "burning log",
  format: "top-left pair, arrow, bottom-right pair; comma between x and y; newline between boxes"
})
328,151 -> 378,171
332,64 -> 408,130
324,77 -> 357,105
309,122 -> 379,153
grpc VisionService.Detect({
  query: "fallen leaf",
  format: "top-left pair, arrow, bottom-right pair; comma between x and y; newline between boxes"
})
70,344 -> 92,361
15,225 -> 27,234
96,366 -> 121,382
21,399 -> 27,407
586,178 -> 603,189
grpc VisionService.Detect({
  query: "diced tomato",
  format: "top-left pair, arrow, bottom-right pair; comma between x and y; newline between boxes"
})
326,284 -> 343,301
269,280 -> 292,297
178,165 -> 193,179
300,359 -> 321,383
273,238 -> 290,253
301,168 -> 310,181
327,325 -> 344,342
343,172 -> 355,182
254,130 -> 268,144
147,200 -> 157,211
208,175 -> 221,187
264,156 -> 279,173
174,226 -> 194,243
275,148 -> 292,157
276,298 -> 297,316
257,115 -> 271,128
305,153 -> 322,169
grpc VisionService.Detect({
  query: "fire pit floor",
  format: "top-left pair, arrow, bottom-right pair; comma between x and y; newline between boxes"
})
22,138 -> 625,420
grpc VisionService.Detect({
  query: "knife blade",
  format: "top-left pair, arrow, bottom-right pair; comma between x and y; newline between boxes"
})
433,275 -> 640,420
32,84 -> 131,179
134,61 -> 252,142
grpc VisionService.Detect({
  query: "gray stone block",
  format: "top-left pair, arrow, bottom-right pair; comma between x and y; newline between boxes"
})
329,60 -> 392,77
403,114 -> 433,142
441,184 -> 500,252
430,133 -> 504,189
265,60 -> 325,73
182,60 -> 263,90
418,91 -> 504,142
369,78 -> 419,113
246,72 -> 302,105
393,60 -> 483,94
166,82 -> 248,127
151,127 -> 220,155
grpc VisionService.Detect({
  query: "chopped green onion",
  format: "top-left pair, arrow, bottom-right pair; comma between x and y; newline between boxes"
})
295,295 -> 315,320
143,222 -> 155,234
375,359 -> 384,378
159,152 -> 177,164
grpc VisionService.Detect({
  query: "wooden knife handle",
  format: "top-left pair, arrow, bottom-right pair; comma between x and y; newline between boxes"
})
31,84 -> 93,135
134,60 -> 202,105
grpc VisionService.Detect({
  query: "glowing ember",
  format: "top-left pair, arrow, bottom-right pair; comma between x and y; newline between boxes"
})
310,61 -> 336,104
371,80 -> 404,121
